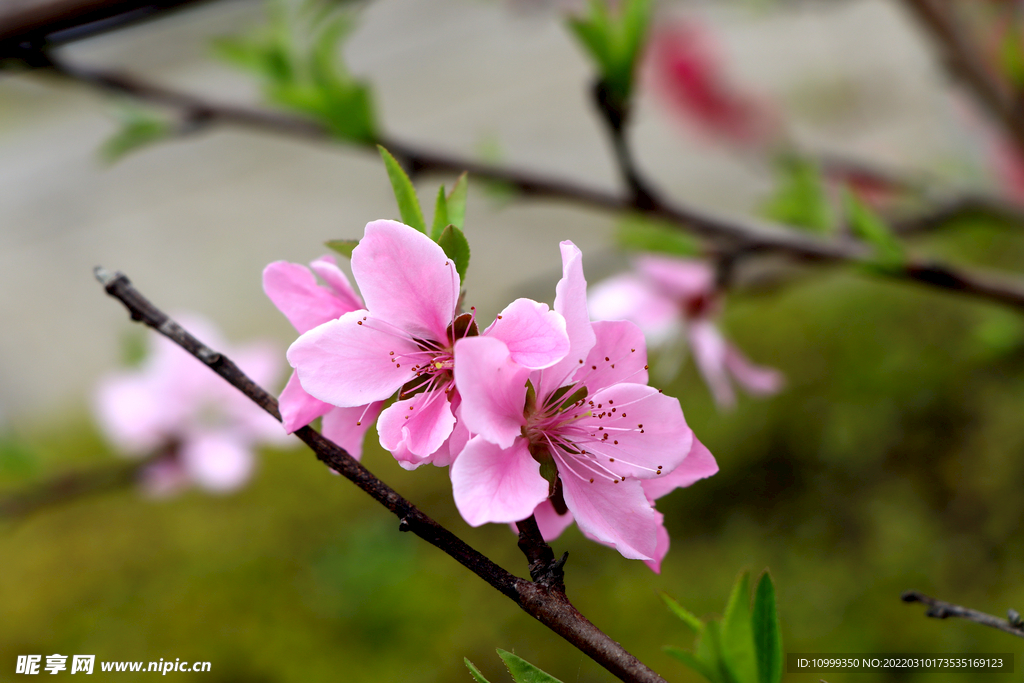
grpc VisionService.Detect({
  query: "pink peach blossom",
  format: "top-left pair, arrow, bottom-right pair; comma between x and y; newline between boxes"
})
93,314 -> 287,495
451,242 -> 704,562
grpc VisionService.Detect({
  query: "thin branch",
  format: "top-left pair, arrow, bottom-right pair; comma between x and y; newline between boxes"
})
93,266 -> 668,683
38,57 -> 1024,311
902,590 -> 1024,639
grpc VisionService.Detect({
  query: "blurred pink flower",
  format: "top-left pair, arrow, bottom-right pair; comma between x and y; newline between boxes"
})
589,255 -> 784,408
263,254 -> 382,459
645,20 -> 778,147
452,242 -> 708,564
93,314 -> 287,496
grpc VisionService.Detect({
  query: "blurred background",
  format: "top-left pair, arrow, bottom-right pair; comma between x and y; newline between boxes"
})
3,0 -> 1024,681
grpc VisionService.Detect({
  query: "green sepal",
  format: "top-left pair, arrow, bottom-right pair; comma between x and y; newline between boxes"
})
448,312 -> 480,345
437,224 -> 471,282
447,172 -> 469,230
464,658 -> 492,683
431,186 -> 450,241
325,239 -> 359,259
844,190 -> 905,272
762,157 -> 832,233
527,443 -> 559,496
661,593 -> 704,634
616,215 -> 699,257
557,386 -> 588,412
379,145 -> 427,233
496,649 -> 565,683
566,0 -> 651,107
752,572 -> 783,683
721,572 -> 757,683
100,106 -> 173,163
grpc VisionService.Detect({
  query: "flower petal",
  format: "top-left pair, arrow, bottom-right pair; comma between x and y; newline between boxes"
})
588,273 -> 679,344
352,219 -> 458,341
644,512 -> 670,574
574,383 -> 692,480
532,499 -> 577,541
453,336 -> 530,449
377,390 -> 457,460
263,260 -> 354,334
641,436 -> 718,501
558,469 -> 659,560
321,401 -> 383,461
451,436 -> 549,526
544,241 -> 597,387
578,320 -> 649,389
287,311 -> 420,407
278,371 -> 333,433
180,430 -> 254,493
309,254 -> 363,311
724,343 -> 785,396
635,255 -> 715,302
483,298 -> 569,370
688,319 -> 736,408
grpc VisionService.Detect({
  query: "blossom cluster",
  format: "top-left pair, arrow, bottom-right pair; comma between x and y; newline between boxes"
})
266,220 -> 717,570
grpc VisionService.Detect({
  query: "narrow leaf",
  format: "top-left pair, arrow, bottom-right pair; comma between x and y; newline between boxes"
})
752,572 -> 783,683
721,572 -> 757,683
616,215 -> 699,256
844,190 -> 905,271
378,145 -> 427,233
665,647 -> 723,683
437,224 -> 471,282
661,592 -> 703,634
496,649 -> 565,683
762,158 -> 832,233
703,621 -> 741,683
431,186 -> 450,241
464,658 -> 492,683
325,239 -> 358,258
100,109 -> 172,163
447,172 -> 469,230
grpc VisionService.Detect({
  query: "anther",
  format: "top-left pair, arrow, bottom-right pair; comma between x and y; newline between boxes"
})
497,315 -> 503,319
591,365 -> 597,370
613,440 -> 618,444
605,356 -> 609,361
609,458 -> 615,462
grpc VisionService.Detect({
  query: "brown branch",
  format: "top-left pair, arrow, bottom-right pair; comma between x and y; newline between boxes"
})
36,57 -> 1024,311
93,266 -> 668,683
902,590 -> 1024,639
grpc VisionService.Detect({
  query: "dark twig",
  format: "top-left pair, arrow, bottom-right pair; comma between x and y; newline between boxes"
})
94,266 -> 667,683
39,59 -> 1024,310
902,590 -> 1024,639
516,514 -> 567,591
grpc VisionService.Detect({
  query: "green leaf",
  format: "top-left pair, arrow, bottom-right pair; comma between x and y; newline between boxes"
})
702,620 -> 741,683
844,190 -> 905,271
721,572 -> 757,683
100,107 -> 173,163
447,172 -> 469,230
431,186 -> 450,241
496,649 -> 565,683
762,158 -> 832,233
379,146 -> 426,233
661,593 -> 703,634
752,572 -> 783,683
464,658 -> 492,683
325,239 -> 359,259
665,647 -> 723,683
437,224 -> 471,282
1000,23 -> 1024,88
566,0 -> 650,105
616,215 -> 699,256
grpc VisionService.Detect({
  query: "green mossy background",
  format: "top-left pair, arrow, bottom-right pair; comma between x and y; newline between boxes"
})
3,221 -> 1024,683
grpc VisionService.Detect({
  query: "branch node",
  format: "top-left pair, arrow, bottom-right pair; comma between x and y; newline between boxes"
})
398,517 -> 411,532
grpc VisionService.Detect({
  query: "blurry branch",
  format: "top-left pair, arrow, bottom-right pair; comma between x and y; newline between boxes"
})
0,452 -> 158,519
901,0 -> 1024,157
35,56 -> 1024,312
92,266 -> 668,683
902,590 -> 1024,639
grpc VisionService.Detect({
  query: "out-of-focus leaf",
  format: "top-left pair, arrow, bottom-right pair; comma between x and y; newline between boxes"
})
845,190 -> 905,271
431,186 -> 449,241
752,572 -> 783,683
721,572 -> 757,683
999,23 -> 1024,88
661,592 -> 704,634
566,0 -> 651,105
325,239 -> 358,258
702,620 -> 740,683
100,106 -> 173,163
464,658 -> 492,683
762,158 -> 832,233
378,146 -> 426,233
616,215 -> 699,256
447,173 -> 469,231
496,649 -> 565,683
437,225 -> 471,282
973,309 -> 1024,358
665,647 -> 722,683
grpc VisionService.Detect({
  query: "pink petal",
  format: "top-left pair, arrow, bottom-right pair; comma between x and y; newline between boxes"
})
575,383 -> 692,480
588,274 -> 679,342
453,336 -> 530,449
635,255 -> 715,302
263,260 -> 354,334
427,396 -> 469,468
644,512 -> 670,574
352,219 -> 458,341
558,470 -> 659,561
287,311 -> 420,407
139,458 -> 191,498
93,372 -> 176,454
483,298 -> 569,370
278,371 -> 333,433
377,390 -> 457,460
180,430 -> 254,493
641,436 -> 718,501
578,320 -> 649,389
545,241 -> 597,385
532,499 -> 576,541
321,402 -> 383,461
688,319 -> 736,409
451,436 -> 549,526
724,344 -> 785,396
309,254 -> 362,311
